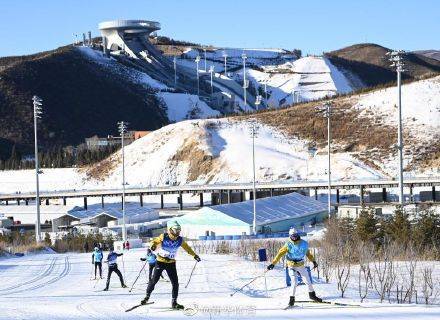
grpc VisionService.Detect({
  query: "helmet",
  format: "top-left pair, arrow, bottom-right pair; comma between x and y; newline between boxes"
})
289,227 -> 300,241
168,220 -> 181,237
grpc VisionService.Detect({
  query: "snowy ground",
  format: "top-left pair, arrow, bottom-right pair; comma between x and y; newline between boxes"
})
0,249 -> 439,319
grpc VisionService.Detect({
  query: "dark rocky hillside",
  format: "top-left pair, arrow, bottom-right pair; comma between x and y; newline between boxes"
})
0,46 -> 168,158
326,43 -> 440,86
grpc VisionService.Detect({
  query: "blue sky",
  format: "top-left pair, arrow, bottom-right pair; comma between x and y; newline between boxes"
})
0,0 -> 438,57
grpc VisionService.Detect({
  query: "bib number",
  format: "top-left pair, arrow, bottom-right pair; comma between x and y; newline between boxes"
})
158,248 -> 176,259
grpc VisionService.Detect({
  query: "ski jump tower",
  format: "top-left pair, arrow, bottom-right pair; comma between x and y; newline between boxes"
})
99,20 -> 161,58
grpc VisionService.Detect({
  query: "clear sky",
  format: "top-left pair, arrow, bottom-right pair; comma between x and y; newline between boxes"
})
0,0 -> 438,57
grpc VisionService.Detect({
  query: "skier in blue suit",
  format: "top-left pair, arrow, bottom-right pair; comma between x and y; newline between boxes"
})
103,247 -> 127,291
92,247 -> 104,279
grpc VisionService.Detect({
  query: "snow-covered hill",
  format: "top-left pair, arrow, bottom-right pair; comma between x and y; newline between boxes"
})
0,76 -> 438,194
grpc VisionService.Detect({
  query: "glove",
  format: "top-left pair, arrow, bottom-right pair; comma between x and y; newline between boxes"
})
267,264 -> 275,270
147,249 -> 152,254
140,258 -> 146,261
150,245 -> 156,251
312,261 -> 318,270
194,255 -> 201,262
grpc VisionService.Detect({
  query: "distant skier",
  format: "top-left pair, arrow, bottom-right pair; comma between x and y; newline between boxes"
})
140,221 -> 201,310
140,248 -> 164,282
267,227 -> 322,307
92,247 -> 104,279
125,240 -> 130,251
103,247 -> 127,291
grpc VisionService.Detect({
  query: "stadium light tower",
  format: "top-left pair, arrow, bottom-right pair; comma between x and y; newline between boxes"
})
173,56 -> 177,89
255,95 -> 262,111
195,55 -> 201,96
209,65 -> 215,95
387,50 -> 405,206
32,96 -> 43,242
118,121 -> 128,242
249,120 -> 259,235
242,53 -> 248,108
203,48 -> 207,72
315,103 -> 332,216
222,50 -> 228,76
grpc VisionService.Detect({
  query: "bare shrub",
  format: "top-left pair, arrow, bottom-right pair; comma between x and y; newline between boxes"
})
357,242 -> 374,302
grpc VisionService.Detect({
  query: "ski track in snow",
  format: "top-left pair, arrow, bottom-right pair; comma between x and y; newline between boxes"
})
1,249 -> 440,319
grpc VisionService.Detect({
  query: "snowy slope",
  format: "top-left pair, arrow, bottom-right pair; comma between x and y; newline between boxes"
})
78,47 -> 219,122
0,249 -> 439,320
243,56 -> 355,107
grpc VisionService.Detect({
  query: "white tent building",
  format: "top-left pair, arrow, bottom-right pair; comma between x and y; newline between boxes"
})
175,192 -> 329,239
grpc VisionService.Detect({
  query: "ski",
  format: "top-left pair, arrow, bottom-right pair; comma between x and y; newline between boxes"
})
295,300 -> 361,307
125,302 -> 154,312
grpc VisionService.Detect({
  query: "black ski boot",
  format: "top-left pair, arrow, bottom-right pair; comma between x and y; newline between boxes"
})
122,284 -> 128,288
288,296 -> 295,307
103,288 -> 109,291
172,299 -> 184,310
309,291 -> 322,302
140,295 -> 150,305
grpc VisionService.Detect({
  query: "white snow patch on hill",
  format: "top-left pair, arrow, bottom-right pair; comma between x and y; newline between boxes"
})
157,92 -> 220,122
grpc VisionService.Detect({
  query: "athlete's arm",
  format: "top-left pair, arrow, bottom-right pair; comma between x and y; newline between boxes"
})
149,234 -> 164,251
271,244 -> 288,265
181,240 -> 196,257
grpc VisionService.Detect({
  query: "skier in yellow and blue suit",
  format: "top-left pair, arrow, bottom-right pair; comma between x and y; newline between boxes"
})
267,227 -> 322,307
140,221 -> 200,310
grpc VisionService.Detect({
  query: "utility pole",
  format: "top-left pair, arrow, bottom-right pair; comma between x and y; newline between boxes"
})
222,51 -> 228,76
242,53 -> 248,108
195,55 -> 200,96
209,65 -> 214,95
118,121 -> 128,242
32,96 -> 43,242
249,121 -> 259,235
387,50 -> 405,206
173,56 -> 177,89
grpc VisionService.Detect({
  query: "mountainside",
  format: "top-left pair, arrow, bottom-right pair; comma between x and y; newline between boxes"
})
0,46 -> 219,158
326,43 -> 440,86
1,75 -> 438,193
414,50 -> 440,62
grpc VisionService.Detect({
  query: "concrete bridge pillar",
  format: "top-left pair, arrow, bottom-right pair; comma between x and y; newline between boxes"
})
382,188 -> 387,202
25,199 -> 29,206
179,191 -> 183,210
63,197 -> 67,206
139,193 -> 143,207
227,190 -> 232,204
161,194 -> 164,209
83,197 -> 88,210
336,189 -> 340,204
409,184 -> 414,202
360,186 -> 365,205
199,193 -> 204,207
314,188 -> 318,200
240,192 -> 245,202
17,199 -> 20,206
101,196 -> 105,208
270,188 -> 274,197
45,199 -> 49,205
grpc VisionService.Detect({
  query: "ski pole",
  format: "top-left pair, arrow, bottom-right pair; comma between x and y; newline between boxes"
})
230,270 -> 269,297
129,261 -> 148,292
184,261 -> 198,289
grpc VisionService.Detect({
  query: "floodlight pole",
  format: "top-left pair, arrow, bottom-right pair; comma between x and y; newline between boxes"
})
325,103 -> 332,216
195,55 -> 200,96
173,56 -> 177,89
209,65 -> 214,95
118,121 -> 128,242
203,48 -> 207,72
388,50 -> 405,206
33,96 -> 42,242
250,122 -> 258,235
242,53 -> 247,108
223,51 -> 228,76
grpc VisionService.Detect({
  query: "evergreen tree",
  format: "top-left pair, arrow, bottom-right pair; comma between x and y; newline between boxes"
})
385,206 -> 411,245
413,209 -> 440,249
355,207 -> 379,242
